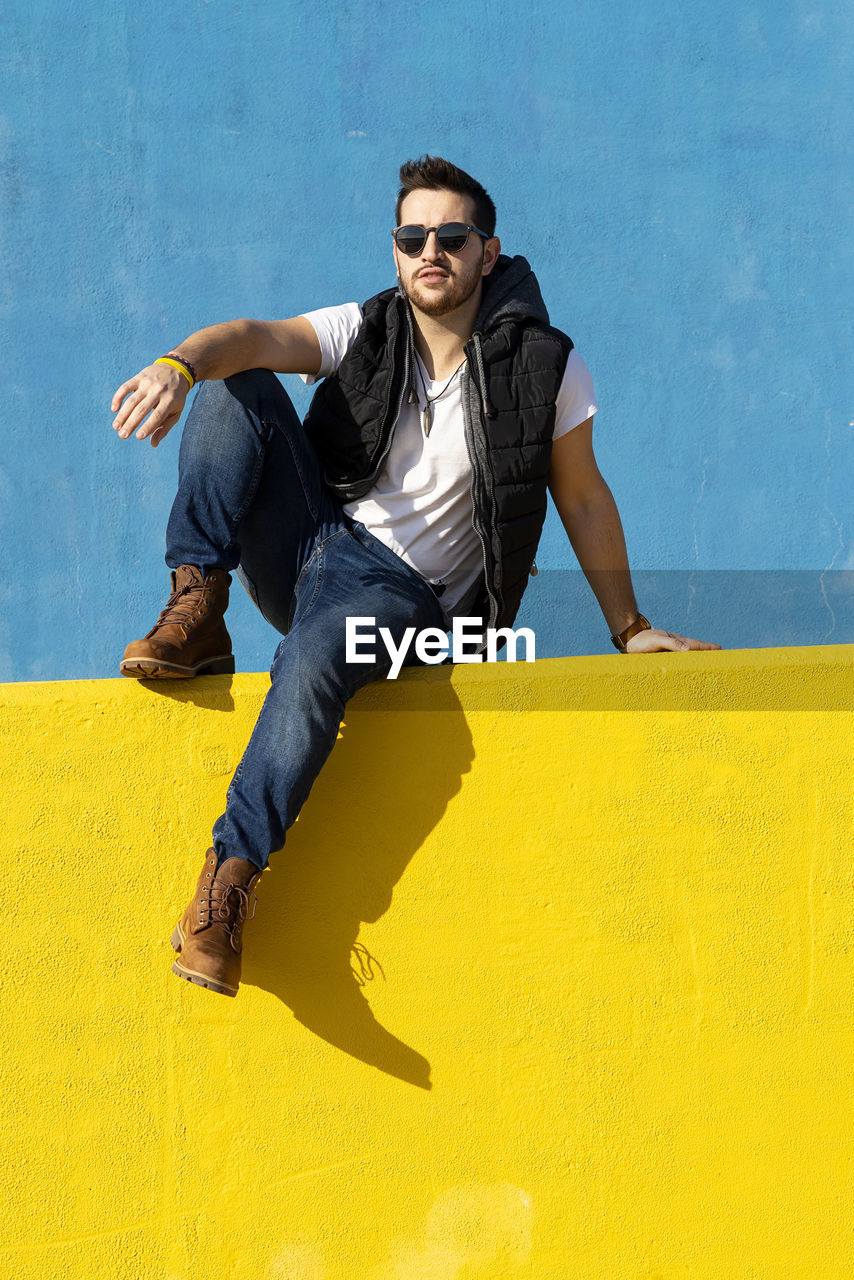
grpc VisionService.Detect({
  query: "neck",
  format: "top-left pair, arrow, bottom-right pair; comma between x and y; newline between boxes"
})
409,287 -> 482,379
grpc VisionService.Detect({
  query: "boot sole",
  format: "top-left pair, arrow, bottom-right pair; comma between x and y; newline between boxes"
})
170,924 -> 239,998
120,655 -> 235,679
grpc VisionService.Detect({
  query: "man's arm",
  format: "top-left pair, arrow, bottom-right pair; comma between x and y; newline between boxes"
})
547,419 -> 720,652
111,316 -> 322,448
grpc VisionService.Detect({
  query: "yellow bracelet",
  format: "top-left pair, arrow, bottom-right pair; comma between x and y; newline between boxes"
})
155,356 -> 195,389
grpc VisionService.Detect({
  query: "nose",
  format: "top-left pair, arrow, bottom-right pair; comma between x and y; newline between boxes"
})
421,229 -> 444,258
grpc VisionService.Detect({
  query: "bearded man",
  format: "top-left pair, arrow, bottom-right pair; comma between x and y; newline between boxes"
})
111,155 -> 718,997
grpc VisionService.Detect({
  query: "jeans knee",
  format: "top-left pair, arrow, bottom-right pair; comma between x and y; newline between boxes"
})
182,380 -> 245,452
181,371 -> 289,464
223,368 -> 283,404
270,628 -> 353,700
190,369 -> 280,417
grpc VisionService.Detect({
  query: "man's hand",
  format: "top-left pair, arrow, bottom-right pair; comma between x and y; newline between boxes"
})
111,362 -> 189,448
625,627 -> 721,653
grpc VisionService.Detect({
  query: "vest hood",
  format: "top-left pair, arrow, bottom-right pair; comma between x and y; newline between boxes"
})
472,254 -> 551,333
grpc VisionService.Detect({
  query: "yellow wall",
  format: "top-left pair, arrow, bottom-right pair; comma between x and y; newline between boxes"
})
2,646 -> 852,1279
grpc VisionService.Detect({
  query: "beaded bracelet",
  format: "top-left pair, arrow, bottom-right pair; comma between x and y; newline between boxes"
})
155,353 -> 197,389
163,351 -> 197,384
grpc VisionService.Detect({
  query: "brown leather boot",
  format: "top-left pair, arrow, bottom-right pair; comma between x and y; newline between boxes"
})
171,850 -> 262,997
121,565 -> 234,679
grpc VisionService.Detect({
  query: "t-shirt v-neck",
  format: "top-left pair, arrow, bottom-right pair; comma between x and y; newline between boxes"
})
339,351 -> 483,618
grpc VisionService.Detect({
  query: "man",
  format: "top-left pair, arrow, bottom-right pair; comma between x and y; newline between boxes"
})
111,156 -> 718,998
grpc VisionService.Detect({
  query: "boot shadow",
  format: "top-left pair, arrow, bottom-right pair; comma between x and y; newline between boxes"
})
128,672 -> 235,712
243,669 -> 474,1089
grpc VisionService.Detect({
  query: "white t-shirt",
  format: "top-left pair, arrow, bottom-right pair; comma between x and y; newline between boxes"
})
300,302 -> 598,618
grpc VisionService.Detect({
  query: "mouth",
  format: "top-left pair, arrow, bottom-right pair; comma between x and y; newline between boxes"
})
416,269 -> 450,284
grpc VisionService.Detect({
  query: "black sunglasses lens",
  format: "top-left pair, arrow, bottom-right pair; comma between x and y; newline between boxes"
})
395,226 -> 427,255
436,224 -> 469,251
394,223 -> 474,254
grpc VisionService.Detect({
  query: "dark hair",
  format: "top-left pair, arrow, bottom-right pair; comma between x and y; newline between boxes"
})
396,155 -> 496,236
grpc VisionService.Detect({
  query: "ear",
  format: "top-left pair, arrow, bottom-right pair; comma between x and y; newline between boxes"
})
481,236 -> 501,277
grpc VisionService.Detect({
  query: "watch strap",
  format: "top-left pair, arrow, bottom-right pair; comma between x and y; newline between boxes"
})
611,613 -> 652,652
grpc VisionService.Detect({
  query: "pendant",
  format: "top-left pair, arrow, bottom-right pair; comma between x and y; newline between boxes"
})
422,405 -> 432,436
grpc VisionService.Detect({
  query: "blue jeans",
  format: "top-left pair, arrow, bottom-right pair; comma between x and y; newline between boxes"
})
165,370 -> 448,870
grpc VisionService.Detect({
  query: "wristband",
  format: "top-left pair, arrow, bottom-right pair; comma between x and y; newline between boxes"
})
610,613 -> 651,653
155,355 -> 196,389
164,351 -> 197,383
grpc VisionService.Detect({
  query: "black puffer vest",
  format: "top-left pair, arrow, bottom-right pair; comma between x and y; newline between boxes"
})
304,255 -> 573,632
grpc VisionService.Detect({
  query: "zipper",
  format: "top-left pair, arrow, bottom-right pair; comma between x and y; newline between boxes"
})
468,334 -> 504,610
461,358 -> 501,635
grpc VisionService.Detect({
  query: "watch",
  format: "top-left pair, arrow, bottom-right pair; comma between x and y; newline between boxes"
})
611,613 -> 652,652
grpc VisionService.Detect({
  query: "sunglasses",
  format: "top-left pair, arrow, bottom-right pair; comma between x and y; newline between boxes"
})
392,222 -> 492,256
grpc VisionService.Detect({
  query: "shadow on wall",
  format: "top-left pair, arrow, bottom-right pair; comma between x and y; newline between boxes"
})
239,675 -> 474,1091
134,668 -> 474,1088
132,675 -> 237,713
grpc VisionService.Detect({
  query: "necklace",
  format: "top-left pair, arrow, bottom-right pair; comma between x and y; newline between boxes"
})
411,356 -> 466,437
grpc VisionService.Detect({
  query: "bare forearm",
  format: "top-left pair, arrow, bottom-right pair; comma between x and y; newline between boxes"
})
556,482 -> 640,635
111,315 -> 321,447
110,319 -> 265,448
171,319 -> 269,381
173,315 -> 321,380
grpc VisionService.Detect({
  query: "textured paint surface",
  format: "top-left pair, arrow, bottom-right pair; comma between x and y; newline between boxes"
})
1,0 -> 852,680
2,646 -> 853,1277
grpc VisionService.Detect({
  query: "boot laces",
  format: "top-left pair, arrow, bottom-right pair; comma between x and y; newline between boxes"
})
151,580 -> 207,634
209,881 -> 257,952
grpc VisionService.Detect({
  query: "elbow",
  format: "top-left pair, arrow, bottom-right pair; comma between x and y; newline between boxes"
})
551,480 -> 614,523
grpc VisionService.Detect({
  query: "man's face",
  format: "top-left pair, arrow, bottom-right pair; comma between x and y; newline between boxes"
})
393,188 -> 499,319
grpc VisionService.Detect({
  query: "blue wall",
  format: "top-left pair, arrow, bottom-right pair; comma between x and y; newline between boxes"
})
2,0 -> 851,679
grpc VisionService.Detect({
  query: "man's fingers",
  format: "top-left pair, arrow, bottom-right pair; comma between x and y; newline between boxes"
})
136,391 -> 187,441
668,632 -> 722,650
133,399 -> 172,440
111,364 -> 187,440
626,629 -> 722,653
149,411 -> 181,447
625,629 -> 682,653
112,383 -> 146,429
113,386 -> 150,434
110,379 -> 137,414
651,631 -> 690,652
116,390 -> 159,438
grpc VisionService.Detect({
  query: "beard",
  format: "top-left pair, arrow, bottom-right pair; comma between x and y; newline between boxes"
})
402,251 -> 484,318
